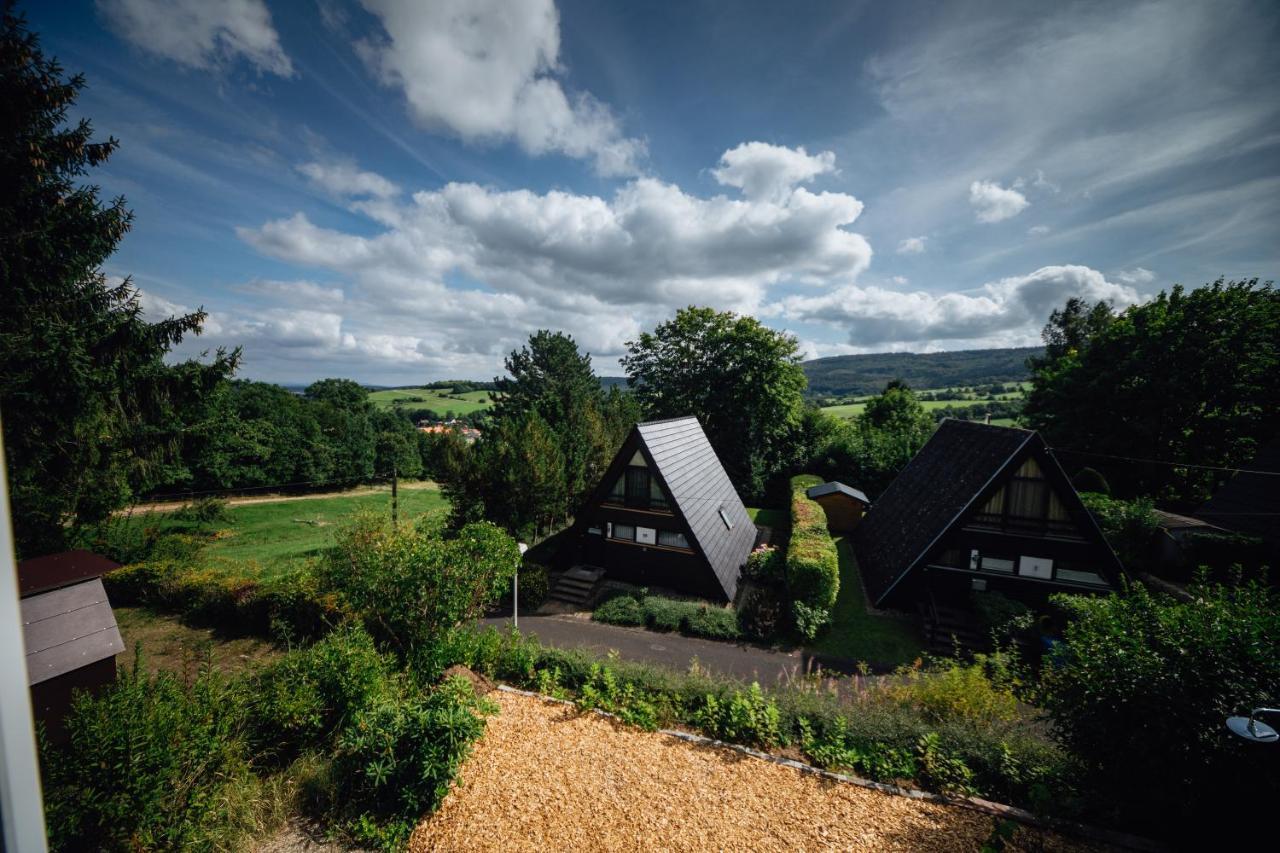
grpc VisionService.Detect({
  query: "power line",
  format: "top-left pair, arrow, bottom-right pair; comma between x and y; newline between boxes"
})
1047,447 -> 1280,477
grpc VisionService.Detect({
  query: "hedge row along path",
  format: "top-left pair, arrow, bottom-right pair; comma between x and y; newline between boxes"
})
410,689 -> 1098,852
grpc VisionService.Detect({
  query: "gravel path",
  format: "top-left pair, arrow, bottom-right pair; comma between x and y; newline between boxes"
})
410,691 -> 1097,852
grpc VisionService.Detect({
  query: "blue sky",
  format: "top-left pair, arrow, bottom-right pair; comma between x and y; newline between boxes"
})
27,0 -> 1280,383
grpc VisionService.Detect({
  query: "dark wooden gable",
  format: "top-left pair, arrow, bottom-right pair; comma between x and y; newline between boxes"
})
573,417 -> 754,600
857,420 -> 1124,608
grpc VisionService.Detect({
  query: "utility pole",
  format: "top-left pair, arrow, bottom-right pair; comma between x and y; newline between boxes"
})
391,460 -> 398,526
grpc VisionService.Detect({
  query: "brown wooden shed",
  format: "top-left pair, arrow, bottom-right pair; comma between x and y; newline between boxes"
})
805,482 -> 871,533
18,550 -> 124,742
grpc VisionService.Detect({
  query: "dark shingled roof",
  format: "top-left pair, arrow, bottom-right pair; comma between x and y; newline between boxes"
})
1198,437 -> 1280,545
18,549 -> 120,597
21,578 -> 124,686
636,417 -> 756,600
856,420 -> 1035,607
806,481 -> 870,504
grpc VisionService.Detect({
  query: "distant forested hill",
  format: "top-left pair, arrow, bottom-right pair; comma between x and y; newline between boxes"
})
802,346 -> 1042,397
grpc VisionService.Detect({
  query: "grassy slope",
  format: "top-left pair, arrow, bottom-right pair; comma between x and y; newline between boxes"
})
367,388 -> 492,414
820,383 -> 1028,421
160,486 -> 449,578
808,538 -> 925,666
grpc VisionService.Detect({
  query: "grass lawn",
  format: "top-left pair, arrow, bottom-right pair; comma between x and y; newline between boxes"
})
367,387 -> 491,414
808,537 -> 925,667
115,606 -> 281,676
156,485 -> 449,578
746,506 -> 789,531
819,382 -> 1029,421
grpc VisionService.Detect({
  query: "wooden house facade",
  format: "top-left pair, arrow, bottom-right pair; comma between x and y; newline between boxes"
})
571,417 -> 756,601
856,420 -> 1124,612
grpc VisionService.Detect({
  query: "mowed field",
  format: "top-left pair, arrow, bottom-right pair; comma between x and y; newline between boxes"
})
367,387 -> 492,414
820,383 -> 1027,424
153,484 -> 449,579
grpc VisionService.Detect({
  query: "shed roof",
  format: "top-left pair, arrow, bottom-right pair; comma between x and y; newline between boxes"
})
18,549 -> 120,597
635,417 -> 756,600
22,578 -> 124,686
805,481 -> 870,504
856,420 -> 1036,606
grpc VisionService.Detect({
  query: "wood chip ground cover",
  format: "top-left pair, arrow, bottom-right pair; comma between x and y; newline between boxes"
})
411,691 -> 1099,852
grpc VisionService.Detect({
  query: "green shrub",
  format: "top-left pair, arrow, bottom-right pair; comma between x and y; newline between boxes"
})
41,655 -> 257,851
1071,467 -> 1110,495
1079,492 -> 1159,573
1040,580 -> 1280,839
593,594 -> 645,626
248,625 -> 397,762
743,544 -> 784,584
694,683 -> 782,748
576,661 -> 660,730
684,605 -> 741,640
643,596 -> 696,632
790,601 -> 830,642
786,476 -> 839,613
884,654 -> 1022,726
332,675 -> 496,848
737,586 -> 785,640
170,496 -> 230,524
516,560 -> 550,608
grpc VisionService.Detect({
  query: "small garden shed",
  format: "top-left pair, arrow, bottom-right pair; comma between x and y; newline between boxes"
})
19,550 -> 124,741
804,481 -> 870,533
571,417 -> 756,601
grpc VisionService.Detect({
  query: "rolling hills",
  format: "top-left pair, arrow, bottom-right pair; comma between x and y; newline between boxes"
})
801,346 -> 1042,397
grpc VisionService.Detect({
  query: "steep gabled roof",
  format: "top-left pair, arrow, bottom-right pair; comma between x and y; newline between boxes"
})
636,417 -> 756,600
806,481 -> 870,504
1197,437 -> 1280,545
855,419 -> 1129,608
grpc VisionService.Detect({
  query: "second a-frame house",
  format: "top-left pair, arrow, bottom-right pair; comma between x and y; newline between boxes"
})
856,419 -> 1124,611
571,417 -> 756,601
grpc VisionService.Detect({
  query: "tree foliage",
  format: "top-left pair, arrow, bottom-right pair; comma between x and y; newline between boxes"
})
440,331 -> 637,538
1041,580 -> 1280,839
805,383 -> 936,497
621,307 -> 807,500
1023,279 -> 1280,503
0,8 -> 236,554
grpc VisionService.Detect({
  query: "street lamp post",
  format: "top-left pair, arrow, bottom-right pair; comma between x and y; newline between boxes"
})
1227,707 -> 1280,743
515,542 -> 528,630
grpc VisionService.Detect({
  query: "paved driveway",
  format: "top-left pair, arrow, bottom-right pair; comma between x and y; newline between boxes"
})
479,613 -> 869,684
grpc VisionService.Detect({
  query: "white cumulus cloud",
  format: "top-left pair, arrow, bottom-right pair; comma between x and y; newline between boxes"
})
297,161 -> 400,199
969,180 -> 1030,223
354,0 -> 644,176
778,264 -> 1140,347
896,236 -> 927,255
711,142 -> 837,202
98,0 -> 294,76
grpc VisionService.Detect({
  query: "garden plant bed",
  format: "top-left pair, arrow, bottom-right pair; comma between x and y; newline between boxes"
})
410,689 -> 1098,852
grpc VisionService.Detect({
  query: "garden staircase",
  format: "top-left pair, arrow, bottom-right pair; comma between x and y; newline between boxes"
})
919,599 -> 989,654
547,566 -> 605,608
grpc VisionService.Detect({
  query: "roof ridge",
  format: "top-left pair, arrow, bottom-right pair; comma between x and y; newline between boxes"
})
637,415 -> 701,427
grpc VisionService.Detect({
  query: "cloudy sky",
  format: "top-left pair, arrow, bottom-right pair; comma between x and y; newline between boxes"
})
30,0 -> 1280,383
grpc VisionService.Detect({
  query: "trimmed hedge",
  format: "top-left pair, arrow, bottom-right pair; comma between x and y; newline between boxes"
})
786,475 -> 839,636
592,593 -> 742,641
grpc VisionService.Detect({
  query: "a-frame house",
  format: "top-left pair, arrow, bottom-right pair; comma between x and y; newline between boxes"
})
856,419 -> 1124,611
571,417 -> 756,601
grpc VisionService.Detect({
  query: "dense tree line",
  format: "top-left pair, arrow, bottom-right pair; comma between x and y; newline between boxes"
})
1023,278 -> 1279,504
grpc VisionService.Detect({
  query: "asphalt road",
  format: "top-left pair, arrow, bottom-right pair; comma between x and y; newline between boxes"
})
478,613 -> 864,684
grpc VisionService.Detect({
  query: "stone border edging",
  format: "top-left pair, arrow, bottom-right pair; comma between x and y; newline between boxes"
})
494,684 -> 1165,852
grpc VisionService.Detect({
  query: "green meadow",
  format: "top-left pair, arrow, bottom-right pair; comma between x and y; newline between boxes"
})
366,387 -> 492,414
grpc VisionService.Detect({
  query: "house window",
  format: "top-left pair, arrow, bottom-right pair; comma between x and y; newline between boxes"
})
636,526 -> 657,545
1056,565 -> 1107,586
718,506 -> 733,530
625,467 -> 649,504
1017,555 -> 1053,579
612,523 -> 636,542
607,475 -> 625,503
981,555 -> 1015,574
658,530 -> 690,549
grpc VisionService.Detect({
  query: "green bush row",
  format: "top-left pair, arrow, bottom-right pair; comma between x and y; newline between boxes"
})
786,475 -> 839,639
41,626 -> 493,852
592,593 -> 741,641
435,626 -> 1074,814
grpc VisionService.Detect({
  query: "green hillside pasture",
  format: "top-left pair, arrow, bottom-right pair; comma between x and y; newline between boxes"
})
367,387 -> 492,414
820,383 -> 1028,420
156,486 -> 449,579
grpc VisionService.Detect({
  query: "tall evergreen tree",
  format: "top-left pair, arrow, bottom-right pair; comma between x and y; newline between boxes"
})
0,7 -> 237,554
